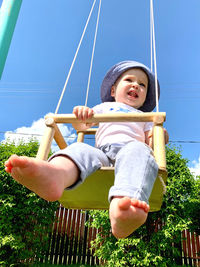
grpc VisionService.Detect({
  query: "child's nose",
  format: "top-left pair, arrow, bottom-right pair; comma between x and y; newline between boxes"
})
132,82 -> 139,89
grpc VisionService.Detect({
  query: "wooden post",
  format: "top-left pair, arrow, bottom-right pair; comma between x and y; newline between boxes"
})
53,121 -> 67,149
36,118 -> 55,160
153,115 -> 166,170
77,132 -> 84,142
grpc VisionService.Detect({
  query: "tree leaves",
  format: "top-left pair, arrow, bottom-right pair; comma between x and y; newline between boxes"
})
87,145 -> 200,266
0,140 -> 58,266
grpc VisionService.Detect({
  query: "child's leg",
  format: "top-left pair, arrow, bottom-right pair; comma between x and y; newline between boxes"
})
108,141 -> 158,238
5,154 -> 79,201
5,142 -> 110,202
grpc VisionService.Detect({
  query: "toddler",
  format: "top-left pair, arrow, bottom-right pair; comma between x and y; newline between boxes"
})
5,60 -> 168,239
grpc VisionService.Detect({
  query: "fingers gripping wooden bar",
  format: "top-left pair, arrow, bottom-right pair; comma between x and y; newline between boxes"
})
45,112 -> 166,124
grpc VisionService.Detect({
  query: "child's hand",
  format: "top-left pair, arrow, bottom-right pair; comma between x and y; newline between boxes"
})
145,128 -> 169,147
73,106 -> 94,121
72,106 -> 94,131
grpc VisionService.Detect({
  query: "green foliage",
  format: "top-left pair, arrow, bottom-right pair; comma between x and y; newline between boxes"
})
88,145 -> 200,266
0,140 -> 58,266
164,145 -> 200,233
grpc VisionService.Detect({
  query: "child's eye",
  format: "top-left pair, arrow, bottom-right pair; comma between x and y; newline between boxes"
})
140,83 -> 146,87
125,78 -> 132,82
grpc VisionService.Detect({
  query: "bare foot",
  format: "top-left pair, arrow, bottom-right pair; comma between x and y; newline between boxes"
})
109,196 -> 149,239
5,154 -> 79,201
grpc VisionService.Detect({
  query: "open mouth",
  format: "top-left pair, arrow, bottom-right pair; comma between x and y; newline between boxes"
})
127,90 -> 138,98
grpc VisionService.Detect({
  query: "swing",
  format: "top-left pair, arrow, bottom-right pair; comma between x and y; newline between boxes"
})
36,0 -> 167,212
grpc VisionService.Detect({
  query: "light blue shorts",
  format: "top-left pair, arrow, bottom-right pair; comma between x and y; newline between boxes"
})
49,140 -> 158,204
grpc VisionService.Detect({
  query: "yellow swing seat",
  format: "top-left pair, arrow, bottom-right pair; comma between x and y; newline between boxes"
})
36,112 -> 167,212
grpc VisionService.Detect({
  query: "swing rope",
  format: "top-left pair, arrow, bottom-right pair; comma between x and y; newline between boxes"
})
55,0 -> 98,114
84,0 -> 102,107
55,0 -> 159,114
150,0 -> 159,113
150,0 -> 153,72
150,0 -> 167,194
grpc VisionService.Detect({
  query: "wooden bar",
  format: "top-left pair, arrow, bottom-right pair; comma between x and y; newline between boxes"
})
191,233 -> 197,266
54,207 -> 64,264
187,230 -> 192,266
73,210 -> 81,264
82,212 -> 89,264
49,208 -> 59,263
78,212 -> 86,263
68,210 -> 77,265
182,230 -> 188,265
45,112 -> 166,124
63,209 -> 72,265
87,223 -> 93,265
81,128 -> 97,135
59,208 -> 68,265
196,233 -> 200,266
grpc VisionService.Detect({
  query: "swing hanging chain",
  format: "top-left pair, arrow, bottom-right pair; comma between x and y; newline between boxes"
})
55,0 -> 97,114
85,0 -> 102,107
150,0 -> 159,113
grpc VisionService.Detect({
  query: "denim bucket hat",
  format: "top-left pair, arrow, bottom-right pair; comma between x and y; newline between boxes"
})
100,60 -> 160,112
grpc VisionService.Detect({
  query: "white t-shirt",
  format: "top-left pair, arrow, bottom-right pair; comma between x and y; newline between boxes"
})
92,102 -> 153,147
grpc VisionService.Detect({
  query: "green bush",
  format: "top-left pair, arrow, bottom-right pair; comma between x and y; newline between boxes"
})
0,140 -> 58,266
88,145 -> 200,266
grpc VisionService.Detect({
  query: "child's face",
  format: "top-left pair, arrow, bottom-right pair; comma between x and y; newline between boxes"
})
111,68 -> 148,109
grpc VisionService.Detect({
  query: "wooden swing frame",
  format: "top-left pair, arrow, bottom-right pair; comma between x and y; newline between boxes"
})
36,111 -> 167,212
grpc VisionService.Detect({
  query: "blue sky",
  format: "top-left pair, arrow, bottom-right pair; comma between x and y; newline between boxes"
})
0,0 -> 200,175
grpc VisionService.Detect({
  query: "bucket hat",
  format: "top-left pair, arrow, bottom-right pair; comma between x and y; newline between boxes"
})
100,60 -> 160,112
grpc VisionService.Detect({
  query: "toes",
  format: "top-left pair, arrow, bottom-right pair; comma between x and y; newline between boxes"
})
131,199 -> 149,213
131,198 -> 139,206
5,160 -> 12,168
144,204 -> 150,213
5,155 -> 31,174
5,166 -> 12,173
140,201 -> 149,213
118,197 -> 131,210
5,158 -> 14,173
9,155 -> 29,168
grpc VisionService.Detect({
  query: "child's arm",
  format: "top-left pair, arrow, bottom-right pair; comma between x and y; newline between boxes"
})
145,128 -> 169,148
72,106 -> 96,131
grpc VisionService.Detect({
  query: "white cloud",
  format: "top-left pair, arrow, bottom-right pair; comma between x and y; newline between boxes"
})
189,156 -> 200,177
3,113 -> 77,152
